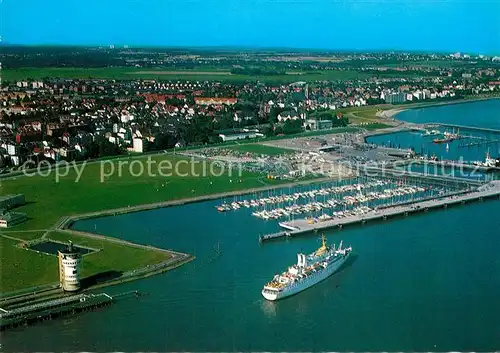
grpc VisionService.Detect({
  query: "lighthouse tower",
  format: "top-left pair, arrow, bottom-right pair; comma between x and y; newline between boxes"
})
58,241 -> 81,292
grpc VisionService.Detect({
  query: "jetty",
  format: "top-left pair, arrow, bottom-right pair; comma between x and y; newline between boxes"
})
0,290 -> 141,331
425,123 -> 500,135
259,181 -> 500,242
414,159 -> 500,173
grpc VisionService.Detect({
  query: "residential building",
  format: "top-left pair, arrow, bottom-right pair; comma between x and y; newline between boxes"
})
384,92 -> 406,104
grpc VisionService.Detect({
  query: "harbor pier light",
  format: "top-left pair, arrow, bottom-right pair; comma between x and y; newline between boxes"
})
58,241 -> 81,292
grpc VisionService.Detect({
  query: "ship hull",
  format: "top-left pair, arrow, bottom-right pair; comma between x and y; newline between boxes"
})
262,253 -> 350,301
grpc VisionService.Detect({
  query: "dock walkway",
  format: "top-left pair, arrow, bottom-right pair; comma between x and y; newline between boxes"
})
260,181 -> 500,242
0,290 -> 143,331
414,160 -> 500,173
426,123 -> 500,135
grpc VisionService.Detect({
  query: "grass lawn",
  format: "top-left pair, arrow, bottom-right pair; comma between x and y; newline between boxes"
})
227,144 -> 295,156
0,237 -> 58,292
0,154 -> 284,231
46,231 -> 171,279
363,123 -> 393,130
337,106 -> 392,124
0,231 -> 47,241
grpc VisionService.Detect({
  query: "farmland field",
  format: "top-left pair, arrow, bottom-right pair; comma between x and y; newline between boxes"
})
2,67 -> 420,83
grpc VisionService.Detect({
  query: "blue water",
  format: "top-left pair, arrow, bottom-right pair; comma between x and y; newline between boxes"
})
367,99 -> 500,180
3,100 -> 500,352
367,129 -> 500,163
396,98 -> 500,129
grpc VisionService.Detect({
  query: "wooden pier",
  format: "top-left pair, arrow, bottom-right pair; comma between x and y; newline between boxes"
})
0,290 -> 141,331
259,181 -> 500,242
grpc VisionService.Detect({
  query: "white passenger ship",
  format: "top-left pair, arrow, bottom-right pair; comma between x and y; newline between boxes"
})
262,236 -> 352,301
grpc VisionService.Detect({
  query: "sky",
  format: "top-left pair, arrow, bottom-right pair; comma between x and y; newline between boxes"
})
2,0 -> 500,54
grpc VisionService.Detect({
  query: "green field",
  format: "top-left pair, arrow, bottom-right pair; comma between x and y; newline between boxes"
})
227,144 -> 295,156
2,67 -> 408,83
0,231 -> 172,293
0,154 -> 284,231
46,231 -> 171,280
0,231 -> 47,241
336,106 -> 392,124
363,123 -> 392,130
0,237 -> 58,292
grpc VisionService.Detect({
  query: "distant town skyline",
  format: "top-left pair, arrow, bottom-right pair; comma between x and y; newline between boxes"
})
3,0 -> 500,55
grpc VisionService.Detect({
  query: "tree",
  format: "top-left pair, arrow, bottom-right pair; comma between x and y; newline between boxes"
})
283,119 -> 303,135
263,124 -> 275,137
85,136 -> 123,159
154,132 -> 177,150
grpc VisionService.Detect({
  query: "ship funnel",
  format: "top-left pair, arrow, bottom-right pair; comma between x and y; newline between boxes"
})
297,253 -> 307,267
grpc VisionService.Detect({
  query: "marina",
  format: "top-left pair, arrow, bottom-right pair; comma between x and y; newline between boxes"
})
260,180 -> 500,241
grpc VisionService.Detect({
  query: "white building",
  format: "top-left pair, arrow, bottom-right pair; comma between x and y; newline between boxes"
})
11,156 -> 20,166
277,110 -> 301,122
218,129 -> 264,142
120,114 -> 134,123
413,91 -> 423,100
133,138 -> 144,153
58,242 -> 82,292
6,144 -> 17,156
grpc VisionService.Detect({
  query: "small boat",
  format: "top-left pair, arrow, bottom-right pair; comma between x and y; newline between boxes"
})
433,137 -> 453,144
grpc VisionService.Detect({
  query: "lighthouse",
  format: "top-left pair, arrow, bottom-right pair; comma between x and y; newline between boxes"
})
58,241 -> 81,292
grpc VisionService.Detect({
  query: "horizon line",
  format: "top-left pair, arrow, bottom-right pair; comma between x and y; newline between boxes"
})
1,42 -> 498,57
